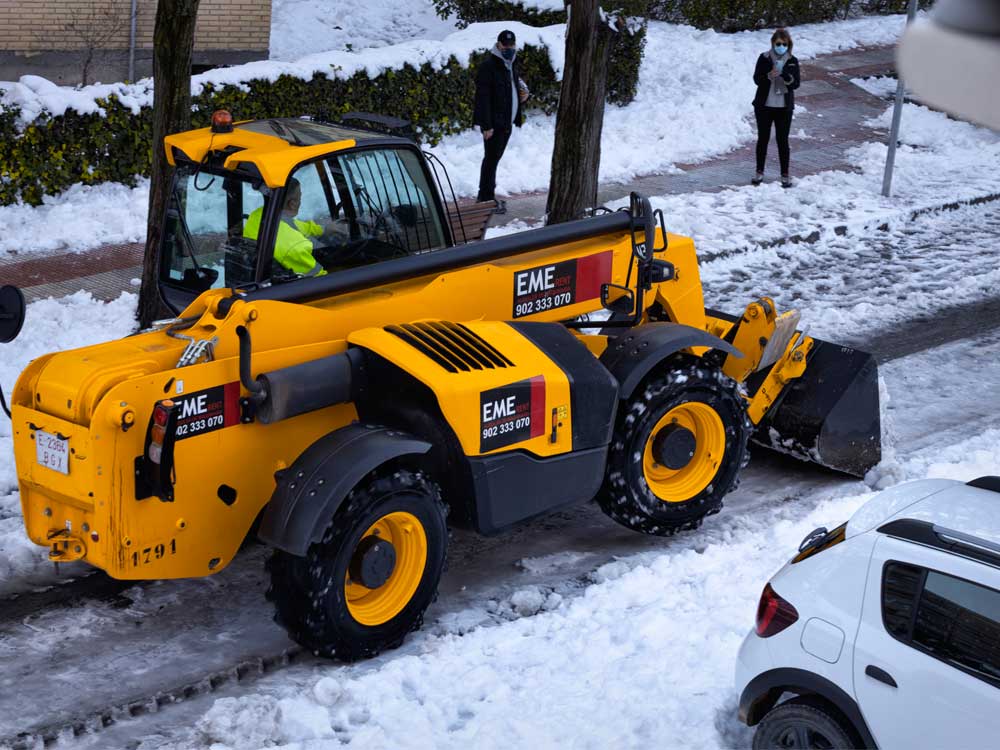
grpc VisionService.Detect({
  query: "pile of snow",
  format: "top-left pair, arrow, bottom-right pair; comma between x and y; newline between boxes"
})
269,0 -> 460,61
0,292 -> 136,595
0,180 -> 148,256
851,74 -> 902,98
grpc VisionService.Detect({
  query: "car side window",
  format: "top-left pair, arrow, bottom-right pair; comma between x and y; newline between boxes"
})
882,561 -> 1000,688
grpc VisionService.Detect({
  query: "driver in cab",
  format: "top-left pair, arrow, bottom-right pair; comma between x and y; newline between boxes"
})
243,178 -> 327,278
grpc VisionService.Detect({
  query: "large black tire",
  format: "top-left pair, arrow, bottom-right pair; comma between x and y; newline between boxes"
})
267,469 -> 447,661
598,357 -> 751,535
753,697 -> 861,750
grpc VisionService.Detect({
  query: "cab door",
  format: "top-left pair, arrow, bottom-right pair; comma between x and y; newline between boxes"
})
853,535 -> 1000,748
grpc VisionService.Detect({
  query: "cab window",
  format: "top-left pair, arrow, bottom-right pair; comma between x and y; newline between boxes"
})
276,147 -> 446,279
162,166 -> 268,291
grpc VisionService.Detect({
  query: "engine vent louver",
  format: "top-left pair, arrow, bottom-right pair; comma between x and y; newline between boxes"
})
385,322 -> 514,372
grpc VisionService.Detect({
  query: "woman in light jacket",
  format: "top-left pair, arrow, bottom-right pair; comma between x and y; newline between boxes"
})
752,28 -> 801,188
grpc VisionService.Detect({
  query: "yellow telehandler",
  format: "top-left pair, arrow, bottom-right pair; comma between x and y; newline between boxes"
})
3,112 -> 880,659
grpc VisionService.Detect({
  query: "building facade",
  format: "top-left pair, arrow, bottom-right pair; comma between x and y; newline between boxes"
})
0,0 -> 271,86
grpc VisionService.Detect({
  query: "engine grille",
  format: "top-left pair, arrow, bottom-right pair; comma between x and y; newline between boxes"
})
384,322 -> 514,372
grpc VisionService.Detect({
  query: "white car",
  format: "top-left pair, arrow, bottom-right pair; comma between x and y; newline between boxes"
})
735,477 -> 1000,749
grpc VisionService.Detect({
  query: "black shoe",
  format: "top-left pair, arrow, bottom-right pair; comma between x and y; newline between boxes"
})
751,172 -> 764,186
781,175 -> 793,189
493,199 -> 507,215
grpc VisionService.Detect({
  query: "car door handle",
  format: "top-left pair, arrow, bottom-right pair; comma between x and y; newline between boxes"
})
865,665 -> 898,688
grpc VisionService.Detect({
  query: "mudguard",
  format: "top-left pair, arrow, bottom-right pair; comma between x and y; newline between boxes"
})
600,322 -> 742,399
739,667 -> 878,748
258,423 -> 431,556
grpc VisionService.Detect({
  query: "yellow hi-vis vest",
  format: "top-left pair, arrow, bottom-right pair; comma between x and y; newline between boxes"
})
243,208 -> 327,277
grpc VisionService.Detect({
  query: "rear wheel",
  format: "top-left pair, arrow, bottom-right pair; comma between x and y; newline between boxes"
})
753,697 -> 859,749
267,469 -> 447,661
598,357 -> 751,535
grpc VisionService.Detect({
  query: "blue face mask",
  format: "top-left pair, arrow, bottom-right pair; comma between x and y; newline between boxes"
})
774,44 -> 788,56
501,47 -> 516,61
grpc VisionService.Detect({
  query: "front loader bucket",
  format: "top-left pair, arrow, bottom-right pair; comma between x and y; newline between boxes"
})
754,340 -> 881,477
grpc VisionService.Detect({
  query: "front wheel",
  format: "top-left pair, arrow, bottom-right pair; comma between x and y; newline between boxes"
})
267,469 -> 447,661
598,357 -> 751,536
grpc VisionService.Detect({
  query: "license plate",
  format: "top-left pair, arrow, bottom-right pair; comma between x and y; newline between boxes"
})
36,430 -> 69,475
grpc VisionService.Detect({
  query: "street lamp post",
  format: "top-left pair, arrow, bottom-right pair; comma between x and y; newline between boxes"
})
882,0 -> 920,198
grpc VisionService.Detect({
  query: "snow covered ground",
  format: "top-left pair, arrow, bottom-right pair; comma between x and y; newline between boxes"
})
269,0 -> 459,61
51,324 -> 996,750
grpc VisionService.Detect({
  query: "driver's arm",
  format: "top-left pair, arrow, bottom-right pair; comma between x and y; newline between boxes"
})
277,231 -> 327,278
293,218 -> 324,238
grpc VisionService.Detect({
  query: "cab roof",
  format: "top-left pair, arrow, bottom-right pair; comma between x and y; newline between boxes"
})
164,117 -> 409,188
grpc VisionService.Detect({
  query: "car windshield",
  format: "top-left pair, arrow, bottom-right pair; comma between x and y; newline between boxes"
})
161,166 -> 269,292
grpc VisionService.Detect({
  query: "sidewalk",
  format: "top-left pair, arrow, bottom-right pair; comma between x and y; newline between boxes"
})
0,45 -> 896,303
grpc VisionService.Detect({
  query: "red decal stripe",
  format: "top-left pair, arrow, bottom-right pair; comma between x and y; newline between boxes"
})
529,375 -> 546,438
223,381 -> 241,427
576,250 -> 614,301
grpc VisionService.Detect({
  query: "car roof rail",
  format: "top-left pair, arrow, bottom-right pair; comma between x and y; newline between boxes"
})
878,518 -> 1000,569
967,476 -> 1000,493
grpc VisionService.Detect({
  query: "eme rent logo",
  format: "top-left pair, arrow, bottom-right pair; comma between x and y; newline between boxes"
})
483,395 -> 517,423
179,394 -> 209,419
515,265 -> 556,296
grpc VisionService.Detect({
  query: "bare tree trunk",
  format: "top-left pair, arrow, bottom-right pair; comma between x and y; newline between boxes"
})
137,0 -> 201,328
545,0 -> 617,225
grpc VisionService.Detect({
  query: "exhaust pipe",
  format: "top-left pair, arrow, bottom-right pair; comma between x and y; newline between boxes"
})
236,325 -> 363,424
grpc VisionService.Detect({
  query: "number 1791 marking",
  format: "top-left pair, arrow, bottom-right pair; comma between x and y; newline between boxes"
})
131,538 -> 177,567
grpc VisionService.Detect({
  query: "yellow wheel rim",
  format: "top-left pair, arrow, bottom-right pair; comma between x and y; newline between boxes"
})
345,511 -> 428,626
642,402 -> 726,503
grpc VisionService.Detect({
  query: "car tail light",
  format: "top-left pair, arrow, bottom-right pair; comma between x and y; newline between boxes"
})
756,583 -> 799,638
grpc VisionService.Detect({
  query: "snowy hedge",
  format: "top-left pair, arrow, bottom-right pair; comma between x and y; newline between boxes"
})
647,0 -> 931,31
0,22 -> 642,206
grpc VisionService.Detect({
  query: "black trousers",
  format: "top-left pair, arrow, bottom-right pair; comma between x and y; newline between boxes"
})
754,106 -> 792,175
477,128 -> 512,202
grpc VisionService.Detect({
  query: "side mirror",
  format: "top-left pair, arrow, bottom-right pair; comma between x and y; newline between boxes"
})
0,285 -> 26,343
601,283 -> 635,315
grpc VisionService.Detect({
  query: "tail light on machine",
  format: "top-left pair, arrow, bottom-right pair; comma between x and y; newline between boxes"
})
137,400 -> 179,502
755,583 -> 799,638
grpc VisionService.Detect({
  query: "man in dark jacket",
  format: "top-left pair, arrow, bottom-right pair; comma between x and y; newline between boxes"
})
473,29 -> 529,209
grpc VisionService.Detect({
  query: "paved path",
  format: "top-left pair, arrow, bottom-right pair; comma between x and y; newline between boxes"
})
0,45 -> 896,303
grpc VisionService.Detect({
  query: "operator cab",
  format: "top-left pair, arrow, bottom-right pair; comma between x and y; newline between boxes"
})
159,116 -> 452,313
